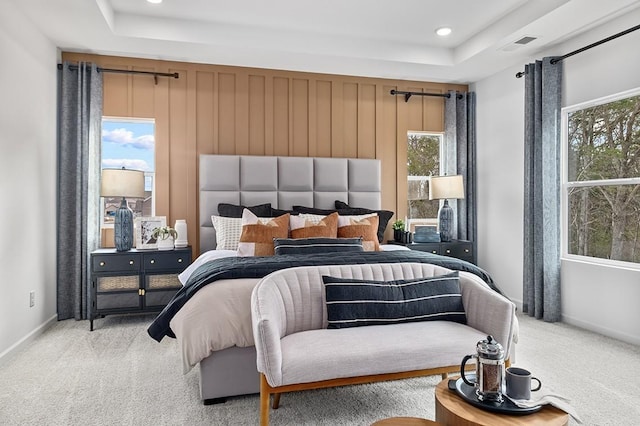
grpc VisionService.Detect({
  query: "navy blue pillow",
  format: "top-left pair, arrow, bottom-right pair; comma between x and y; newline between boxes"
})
323,272 -> 466,329
218,203 -> 272,218
273,237 -> 363,255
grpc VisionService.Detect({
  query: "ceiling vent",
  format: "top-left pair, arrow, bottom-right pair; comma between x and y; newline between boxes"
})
500,35 -> 538,52
515,36 -> 537,45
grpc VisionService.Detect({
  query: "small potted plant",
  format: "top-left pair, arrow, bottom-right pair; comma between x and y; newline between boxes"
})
392,219 -> 405,242
153,226 -> 178,250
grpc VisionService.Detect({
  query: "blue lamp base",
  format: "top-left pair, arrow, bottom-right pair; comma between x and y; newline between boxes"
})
114,197 -> 134,251
438,199 -> 454,242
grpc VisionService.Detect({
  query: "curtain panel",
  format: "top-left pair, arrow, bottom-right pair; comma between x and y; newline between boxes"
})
444,91 -> 477,264
523,58 -> 562,322
57,62 -> 103,320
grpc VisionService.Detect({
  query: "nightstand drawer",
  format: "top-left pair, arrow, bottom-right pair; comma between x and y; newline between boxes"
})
442,242 -> 473,259
143,251 -> 189,271
93,254 -> 141,272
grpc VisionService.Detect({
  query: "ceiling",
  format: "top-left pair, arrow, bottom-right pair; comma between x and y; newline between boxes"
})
11,0 -> 640,83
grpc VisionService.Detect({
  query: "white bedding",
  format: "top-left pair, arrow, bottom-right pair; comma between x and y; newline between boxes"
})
171,244 -> 411,373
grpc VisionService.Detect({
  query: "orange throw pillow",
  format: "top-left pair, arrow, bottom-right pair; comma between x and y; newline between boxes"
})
337,215 -> 380,251
289,212 -> 338,239
237,209 -> 290,256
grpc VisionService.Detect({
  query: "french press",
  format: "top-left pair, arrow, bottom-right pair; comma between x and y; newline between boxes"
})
460,335 -> 505,403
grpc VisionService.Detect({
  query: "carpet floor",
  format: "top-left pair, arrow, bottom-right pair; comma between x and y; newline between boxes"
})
0,313 -> 638,425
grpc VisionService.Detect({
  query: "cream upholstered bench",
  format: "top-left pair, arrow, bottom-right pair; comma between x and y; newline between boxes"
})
250,263 -> 517,426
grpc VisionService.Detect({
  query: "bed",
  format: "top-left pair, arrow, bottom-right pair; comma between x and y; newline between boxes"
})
147,154 -> 496,404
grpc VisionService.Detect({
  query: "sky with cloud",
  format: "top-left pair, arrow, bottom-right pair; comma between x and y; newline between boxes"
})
102,119 -> 155,172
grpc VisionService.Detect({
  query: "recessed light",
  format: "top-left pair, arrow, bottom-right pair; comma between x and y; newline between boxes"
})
147,0 -> 162,4
436,27 -> 452,37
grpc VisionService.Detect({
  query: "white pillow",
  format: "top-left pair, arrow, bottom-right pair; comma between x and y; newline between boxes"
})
211,216 -> 243,250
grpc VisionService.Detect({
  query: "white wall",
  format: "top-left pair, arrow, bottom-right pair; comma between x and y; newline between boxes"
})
473,9 -> 640,345
0,2 -> 58,359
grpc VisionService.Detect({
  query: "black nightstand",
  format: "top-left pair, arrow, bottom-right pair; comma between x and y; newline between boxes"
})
89,246 -> 192,330
388,239 -> 474,264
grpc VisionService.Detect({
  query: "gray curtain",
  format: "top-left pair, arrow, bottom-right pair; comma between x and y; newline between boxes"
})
444,91 -> 477,263
57,62 -> 103,320
523,58 -> 562,322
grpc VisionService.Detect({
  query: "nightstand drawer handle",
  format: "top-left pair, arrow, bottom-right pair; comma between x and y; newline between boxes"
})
129,260 -> 134,265
446,249 -> 451,254
431,250 -> 437,254
150,260 -> 155,264
178,258 -> 183,263
465,249 -> 470,253
99,261 -> 105,267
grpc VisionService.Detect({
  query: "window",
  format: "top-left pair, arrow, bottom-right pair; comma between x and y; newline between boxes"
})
563,88 -> 640,266
407,132 -> 442,230
101,118 -> 156,227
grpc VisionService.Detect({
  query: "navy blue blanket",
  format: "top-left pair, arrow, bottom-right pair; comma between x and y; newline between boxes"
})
147,250 -> 496,342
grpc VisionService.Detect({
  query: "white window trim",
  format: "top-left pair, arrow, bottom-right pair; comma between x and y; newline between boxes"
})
406,131 -> 444,228
561,86 -> 640,270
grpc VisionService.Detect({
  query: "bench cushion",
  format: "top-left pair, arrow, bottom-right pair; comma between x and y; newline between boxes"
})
279,320 -> 486,385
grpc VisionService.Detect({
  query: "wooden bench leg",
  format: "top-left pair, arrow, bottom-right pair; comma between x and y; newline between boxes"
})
441,373 -> 448,380
260,374 -> 270,426
272,393 -> 281,409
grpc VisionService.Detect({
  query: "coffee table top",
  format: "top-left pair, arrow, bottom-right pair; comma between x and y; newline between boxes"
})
372,417 -> 439,426
435,378 -> 569,426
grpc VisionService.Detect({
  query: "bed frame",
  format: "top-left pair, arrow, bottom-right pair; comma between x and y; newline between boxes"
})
198,154 -> 382,403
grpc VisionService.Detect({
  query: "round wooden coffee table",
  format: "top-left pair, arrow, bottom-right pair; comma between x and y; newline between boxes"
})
372,417 -> 439,425
434,378 -> 569,426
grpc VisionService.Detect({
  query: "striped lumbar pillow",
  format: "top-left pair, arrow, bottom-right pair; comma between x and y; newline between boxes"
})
322,272 -> 466,329
273,237 -> 364,255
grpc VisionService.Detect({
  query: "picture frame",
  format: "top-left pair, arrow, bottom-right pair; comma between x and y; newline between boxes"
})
135,216 -> 166,250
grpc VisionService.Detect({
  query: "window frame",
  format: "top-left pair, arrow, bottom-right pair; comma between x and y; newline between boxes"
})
101,116 -> 157,229
561,86 -> 640,270
406,131 -> 444,230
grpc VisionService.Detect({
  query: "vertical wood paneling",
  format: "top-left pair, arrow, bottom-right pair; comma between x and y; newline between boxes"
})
132,67 -> 155,118
292,79 -> 309,157
102,67 -> 129,116
235,71 -> 249,155
316,80 -> 332,158
378,84 -> 396,241
154,70 -> 170,219
424,86 -> 445,131
218,73 -> 236,154
331,82 -> 344,158
249,75 -> 266,155
343,82 -> 358,158
273,77 -> 289,156
406,86 -> 424,131
358,84 -> 376,158
167,68 -> 189,226
62,52 -> 468,256
195,71 -> 215,154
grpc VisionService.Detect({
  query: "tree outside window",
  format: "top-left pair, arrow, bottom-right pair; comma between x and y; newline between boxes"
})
565,91 -> 640,264
407,133 -> 441,228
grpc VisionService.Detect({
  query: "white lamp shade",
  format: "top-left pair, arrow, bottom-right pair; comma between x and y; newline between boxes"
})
429,175 -> 465,200
101,168 -> 146,198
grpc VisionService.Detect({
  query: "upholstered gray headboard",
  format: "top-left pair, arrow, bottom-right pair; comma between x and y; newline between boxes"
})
199,155 -> 381,253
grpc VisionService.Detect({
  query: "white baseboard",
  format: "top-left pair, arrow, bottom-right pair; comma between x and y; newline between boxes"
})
0,315 -> 57,367
561,313 -> 640,346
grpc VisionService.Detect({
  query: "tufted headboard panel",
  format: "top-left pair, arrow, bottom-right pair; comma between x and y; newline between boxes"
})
199,155 -> 381,253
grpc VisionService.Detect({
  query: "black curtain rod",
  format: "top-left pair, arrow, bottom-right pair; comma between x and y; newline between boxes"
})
516,23 -> 640,78
390,89 -> 462,102
57,63 -> 179,84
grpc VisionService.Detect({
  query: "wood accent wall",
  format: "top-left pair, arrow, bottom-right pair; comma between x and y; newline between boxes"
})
62,53 -> 467,255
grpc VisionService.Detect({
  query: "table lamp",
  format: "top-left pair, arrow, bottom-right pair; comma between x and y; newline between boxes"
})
101,168 -> 146,251
429,175 -> 465,242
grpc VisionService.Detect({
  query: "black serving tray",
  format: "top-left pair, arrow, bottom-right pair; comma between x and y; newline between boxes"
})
448,376 -> 542,415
